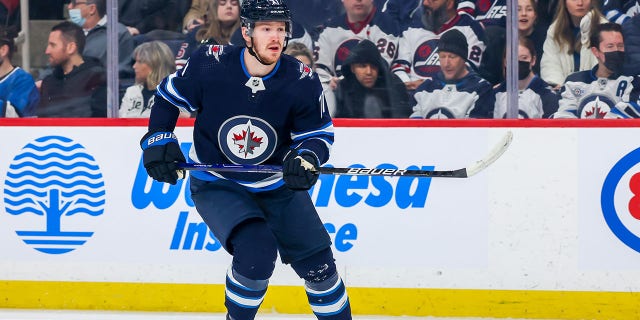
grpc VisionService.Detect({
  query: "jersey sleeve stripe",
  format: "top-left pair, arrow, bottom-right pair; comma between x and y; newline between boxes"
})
157,73 -> 197,112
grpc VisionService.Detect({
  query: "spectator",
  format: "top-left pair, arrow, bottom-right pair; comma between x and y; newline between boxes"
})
67,0 -> 135,78
175,0 -> 241,70
553,22 -> 640,118
603,0 -> 639,24
540,0 -> 607,88
0,26 -> 40,117
284,42 -> 315,68
0,0 -> 20,32
410,29 -> 494,119
120,41 -> 175,118
182,0 -> 209,33
392,0 -> 485,91
494,38 -> 559,118
334,39 -> 411,118
37,21 -> 107,118
119,0 -> 185,35
315,0 -> 400,89
285,0 -> 344,40
518,0 -> 549,75
622,13 -> 640,76
381,0 -> 422,31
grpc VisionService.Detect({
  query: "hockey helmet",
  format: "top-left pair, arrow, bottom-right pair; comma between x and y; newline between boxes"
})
241,0 -> 291,23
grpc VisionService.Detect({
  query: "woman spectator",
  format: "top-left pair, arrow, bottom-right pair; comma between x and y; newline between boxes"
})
494,38 -> 559,118
518,0 -> 549,75
119,41 -> 183,118
284,42 -> 315,69
540,0 -> 607,88
175,0 -> 241,70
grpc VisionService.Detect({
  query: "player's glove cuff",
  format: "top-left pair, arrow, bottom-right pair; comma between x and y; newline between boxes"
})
140,131 -> 186,185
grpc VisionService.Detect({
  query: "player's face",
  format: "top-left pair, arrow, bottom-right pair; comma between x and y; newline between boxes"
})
517,0 -> 537,34
566,0 -> 591,21
350,62 -> 379,88
217,0 -> 239,26
438,52 -> 466,81
247,21 -> 287,65
343,0 -> 374,19
45,30 -> 72,67
133,54 -> 152,84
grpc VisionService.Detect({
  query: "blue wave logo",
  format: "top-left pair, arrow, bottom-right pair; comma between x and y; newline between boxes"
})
3,136 -> 105,254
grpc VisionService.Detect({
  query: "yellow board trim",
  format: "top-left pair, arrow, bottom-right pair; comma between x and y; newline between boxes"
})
1,281 -> 639,319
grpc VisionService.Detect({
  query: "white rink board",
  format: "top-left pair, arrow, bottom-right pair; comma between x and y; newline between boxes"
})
1,126 -> 640,293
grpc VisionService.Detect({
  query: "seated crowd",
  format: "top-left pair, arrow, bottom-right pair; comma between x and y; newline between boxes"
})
1,0 -> 639,119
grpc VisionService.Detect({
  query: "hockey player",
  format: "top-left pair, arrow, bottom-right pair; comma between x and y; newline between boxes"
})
493,38 -> 559,118
391,0 -> 486,91
553,22 -> 640,119
139,0 -> 352,319
410,29 -> 494,118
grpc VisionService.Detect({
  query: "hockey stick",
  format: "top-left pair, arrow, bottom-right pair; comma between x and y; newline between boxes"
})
178,131 -> 513,178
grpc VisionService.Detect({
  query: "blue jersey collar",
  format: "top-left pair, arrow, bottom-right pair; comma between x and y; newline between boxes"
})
240,48 -> 281,81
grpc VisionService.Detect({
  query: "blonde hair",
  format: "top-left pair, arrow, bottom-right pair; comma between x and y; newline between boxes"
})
196,0 -> 241,45
133,41 -> 176,89
284,42 -> 315,68
551,0 -> 603,54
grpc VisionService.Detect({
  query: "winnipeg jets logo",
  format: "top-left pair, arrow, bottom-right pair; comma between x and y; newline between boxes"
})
206,45 -> 224,61
219,116 -> 277,164
579,96 -> 614,119
232,121 -> 264,158
413,39 -> 441,78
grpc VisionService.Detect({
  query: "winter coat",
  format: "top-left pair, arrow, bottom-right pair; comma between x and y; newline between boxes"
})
622,15 -> 640,76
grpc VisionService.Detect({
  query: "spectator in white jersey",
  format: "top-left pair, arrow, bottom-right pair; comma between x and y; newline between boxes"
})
410,29 -> 494,119
493,38 -> 559,118
334,39 -> 411,118
540,0 -> 607,88
553,22 -> 640,118
314,0 -> 400,89
391,0 -> 486,91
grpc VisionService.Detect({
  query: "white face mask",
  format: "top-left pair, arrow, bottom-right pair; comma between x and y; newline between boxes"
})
68,8 -> 86,27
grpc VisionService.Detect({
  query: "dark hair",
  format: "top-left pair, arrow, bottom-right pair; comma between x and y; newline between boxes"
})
92,0 -> 106,17
0,25 -> 18,60
519,37 -> 537,58
590,22 -> 623,49
51,21 -> 86,53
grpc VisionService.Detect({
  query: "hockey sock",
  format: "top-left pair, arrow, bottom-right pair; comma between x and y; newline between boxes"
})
225,267 -> 268,320
291,248 -> 352,319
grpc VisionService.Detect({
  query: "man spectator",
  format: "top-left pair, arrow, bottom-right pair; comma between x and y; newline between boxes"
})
392,0 -> 486,91
334,39 -> 411,118
36,21 -> 107,118
315,0 -> 400,88
553,22 -> 640,119
67,0 -> 135,78
410,29 -> 494,119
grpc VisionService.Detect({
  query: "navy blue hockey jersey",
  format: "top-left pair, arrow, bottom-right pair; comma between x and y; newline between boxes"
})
151,45 -> 334,191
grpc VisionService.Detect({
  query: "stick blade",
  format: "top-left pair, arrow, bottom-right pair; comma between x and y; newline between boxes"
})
464,131 -> 513,177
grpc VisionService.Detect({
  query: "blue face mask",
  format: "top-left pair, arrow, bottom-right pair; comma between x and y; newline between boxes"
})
68,8 -> 86,27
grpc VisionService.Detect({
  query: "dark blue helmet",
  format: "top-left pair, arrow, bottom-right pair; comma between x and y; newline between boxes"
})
240,0 -> 292,24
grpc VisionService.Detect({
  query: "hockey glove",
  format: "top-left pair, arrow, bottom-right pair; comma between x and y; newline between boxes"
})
283,150 -> 320,190
140,131 -> 186,185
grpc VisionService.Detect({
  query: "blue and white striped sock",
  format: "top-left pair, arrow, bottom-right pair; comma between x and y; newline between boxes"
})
305,273 -> 351,320
224,267 -> 268,320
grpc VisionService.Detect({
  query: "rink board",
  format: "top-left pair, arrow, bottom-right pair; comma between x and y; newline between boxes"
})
1,119 -> 640,319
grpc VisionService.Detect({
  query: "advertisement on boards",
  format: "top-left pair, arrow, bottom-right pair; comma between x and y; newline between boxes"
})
0,126 -> 491,283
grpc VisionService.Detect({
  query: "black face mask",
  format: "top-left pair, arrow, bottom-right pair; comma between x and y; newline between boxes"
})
518,60 -> 531,80
603,51 -> 625,75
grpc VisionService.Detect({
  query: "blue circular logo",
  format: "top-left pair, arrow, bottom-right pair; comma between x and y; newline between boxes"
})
601,146 -> 640,253
218,115 -> 277,164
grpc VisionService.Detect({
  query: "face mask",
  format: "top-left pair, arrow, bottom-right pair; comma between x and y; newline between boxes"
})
603,51 -> 625,75
68,8 -> 86,27
518,60 -> 531,80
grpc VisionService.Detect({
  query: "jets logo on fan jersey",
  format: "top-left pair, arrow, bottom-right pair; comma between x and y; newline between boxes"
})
579,96 -> 615,119
218,116 -> 277,164
413,39 -> 441,78
334,39 -> 360,76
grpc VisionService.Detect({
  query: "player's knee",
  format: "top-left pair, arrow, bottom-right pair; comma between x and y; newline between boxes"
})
229,219 -> 277,280
291,247 -> 337,283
